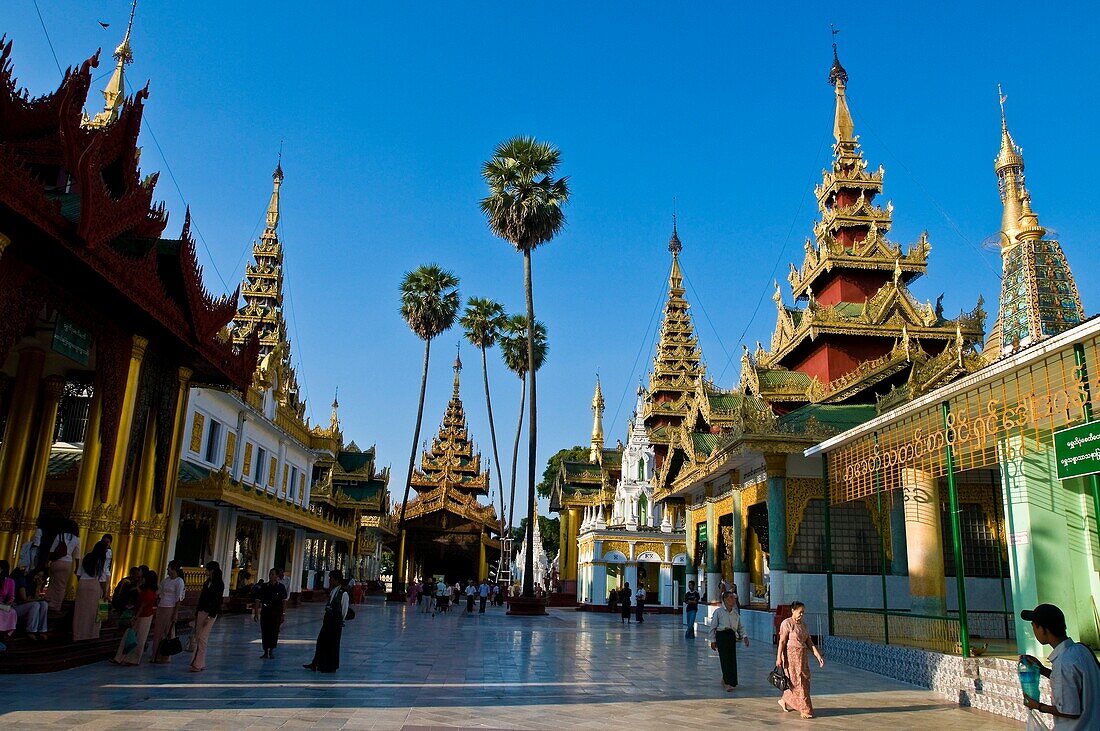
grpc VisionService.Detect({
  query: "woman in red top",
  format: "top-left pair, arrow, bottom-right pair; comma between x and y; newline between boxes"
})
112,569 -> 158,666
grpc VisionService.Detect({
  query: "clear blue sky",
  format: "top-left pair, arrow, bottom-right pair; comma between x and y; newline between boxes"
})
9,2 -> 1100,522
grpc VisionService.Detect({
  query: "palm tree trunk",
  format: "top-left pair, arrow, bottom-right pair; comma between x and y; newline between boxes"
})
395,337 -> 432,590
523,249 -> 537,598
481,345 -> 507,539
508,377 -> 526,536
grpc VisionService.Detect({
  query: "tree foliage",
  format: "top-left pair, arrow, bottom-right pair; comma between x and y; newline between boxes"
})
537,445 -> 589,499
512,515 -> 560,559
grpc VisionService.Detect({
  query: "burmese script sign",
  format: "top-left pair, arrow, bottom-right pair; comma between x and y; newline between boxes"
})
826,337 -> 1100,502
1053,421 -> 1100,480
52,314 -> 91,365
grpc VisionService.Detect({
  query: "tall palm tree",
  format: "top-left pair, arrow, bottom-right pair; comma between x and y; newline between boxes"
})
459,297 -> 508,537
499,315 -> 548,535
395,264 -> 460,591
481,137 -> 569,598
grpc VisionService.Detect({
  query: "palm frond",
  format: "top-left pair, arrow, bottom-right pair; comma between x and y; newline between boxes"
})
460,296 -> 507,349
499,314 -> 548,377
399,264 -> 461,341
480,136 -> 571,252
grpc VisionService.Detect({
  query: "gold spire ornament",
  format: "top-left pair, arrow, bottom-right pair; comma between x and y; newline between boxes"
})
84,0 -> 138,129
590,375 -> 605,463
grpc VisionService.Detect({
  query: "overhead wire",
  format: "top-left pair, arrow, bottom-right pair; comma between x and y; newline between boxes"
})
608,262 -> 669,433
846,92 -> 1002,281
31,0 -> 63,76
713,129 -> 832,384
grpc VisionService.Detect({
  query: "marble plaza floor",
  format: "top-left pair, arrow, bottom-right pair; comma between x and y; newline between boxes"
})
0,597 -> 1017,730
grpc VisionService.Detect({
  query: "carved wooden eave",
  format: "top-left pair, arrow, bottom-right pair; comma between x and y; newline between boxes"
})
0,38 -> 259,390
178,468 -> 355,541
394,483 -> 498,530
789,228 -> 931,299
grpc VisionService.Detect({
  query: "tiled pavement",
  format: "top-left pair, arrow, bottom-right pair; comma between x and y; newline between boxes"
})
0,598 -> 1018,730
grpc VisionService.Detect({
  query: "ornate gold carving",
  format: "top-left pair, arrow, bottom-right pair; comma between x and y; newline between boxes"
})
0,231 -> 10,262
785,478 -> 822,555
282,465 -> 289,496
242,442 -> 253,477
131,335 -> 149,361
190,413 -> 205,454
267,457 -> 276,488
601,539 -> 629,556
224,432 -> 236,470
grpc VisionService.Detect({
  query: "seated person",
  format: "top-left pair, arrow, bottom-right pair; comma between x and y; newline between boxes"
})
14,567 -> 49,640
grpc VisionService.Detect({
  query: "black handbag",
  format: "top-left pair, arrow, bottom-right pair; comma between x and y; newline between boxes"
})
159,636 -> 183,657
768,664 -> 791,692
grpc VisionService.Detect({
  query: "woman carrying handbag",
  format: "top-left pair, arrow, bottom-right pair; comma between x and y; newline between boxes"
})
776,600 -> 825,719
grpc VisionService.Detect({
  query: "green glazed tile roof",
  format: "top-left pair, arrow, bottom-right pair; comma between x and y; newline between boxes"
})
757,370 -> 812,389
691,432 -> 719,456
777,403 -> 877,433
178,460 -> 212,483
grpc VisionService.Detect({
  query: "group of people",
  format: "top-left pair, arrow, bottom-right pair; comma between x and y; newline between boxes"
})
106,560 -> 221,672
607,583 -> 647,623
406,578 -> 504,616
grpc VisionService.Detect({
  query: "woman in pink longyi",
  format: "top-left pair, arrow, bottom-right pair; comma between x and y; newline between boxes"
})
776,600 -> 825,719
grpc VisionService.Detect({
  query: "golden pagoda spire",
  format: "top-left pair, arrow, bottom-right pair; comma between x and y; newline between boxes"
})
329,387 -> 340,432
266,153 -> 284,237
668,213 -> 684,295
828,38 -> 855,143
453,345 -> 463,395
85,0 -> 137,129
994,85 -> 1032,248
590,375 -> 605,463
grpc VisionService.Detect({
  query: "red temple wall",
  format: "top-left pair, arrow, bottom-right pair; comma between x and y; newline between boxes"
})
815,270 -> 888,306
788,337 -> 890,384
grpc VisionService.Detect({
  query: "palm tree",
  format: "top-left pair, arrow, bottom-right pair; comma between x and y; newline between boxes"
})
395,264 -> 460,591
481,136 -> 569,598
459,297 -> 508,537
499,315 -> 548,535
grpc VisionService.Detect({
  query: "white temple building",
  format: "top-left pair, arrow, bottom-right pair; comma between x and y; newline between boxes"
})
514,504 -> 551,591
575,389 -> 687,608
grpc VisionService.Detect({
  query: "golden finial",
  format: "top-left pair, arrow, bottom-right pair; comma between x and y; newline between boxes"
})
995,86 -> 1027,248
329,387 -> 340,432
828,26 -> 855,143
264,152 -> 284,235
668,206 -> 683,256
590,374 -> 605,463
85,0 -> 138,129
995,85 -> 1024,172
453,344 -> 463,394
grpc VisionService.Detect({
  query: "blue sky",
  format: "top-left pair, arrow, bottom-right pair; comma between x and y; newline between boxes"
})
9,1 -> 1100,521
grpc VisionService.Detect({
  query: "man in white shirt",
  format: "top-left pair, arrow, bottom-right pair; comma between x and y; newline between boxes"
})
465,581 -> 477,614
433,579 -> 447,617
44,527 -> 80,611
1021,603 -> 1100,730
709,591 -> 750,691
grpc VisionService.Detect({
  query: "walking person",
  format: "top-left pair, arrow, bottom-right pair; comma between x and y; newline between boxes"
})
43,521 -> 79,611
465,581 -> 476,614
608,586 -> 618,615
777,600 -> 825,719
433,577 -> 447,617
253,568 -> 288,659
478,579 -> 489,613
684,580 -> 700,638
619,583 -> 632,624
634,585 -> 646,623
304,569 -> 349,673
406,579 -> 418,609
111,569 -> 157,665
1020,603 -> 1100,729
151,561 -> 186,663
72,541 -> 108,641
189,561 -> 224,673
710,591 -> 749,690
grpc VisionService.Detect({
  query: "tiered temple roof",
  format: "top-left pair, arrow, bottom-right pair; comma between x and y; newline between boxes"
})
985,92 -> 1084,358
232,162 -> 305,420
742,49 -> 985,413
400,353 -> 495,526
642,221 -> 705,457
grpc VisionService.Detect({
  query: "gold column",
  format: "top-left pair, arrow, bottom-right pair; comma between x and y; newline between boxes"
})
71,387 -> 103,555
145,367 -> 192,573
394,529 -> 406,591
105,336 -> 148,507
0,347 -> 45,560
118,416 -> 156,574
902,467 -> 947,616
18,376 -> 66,545
478,532 -> 487,580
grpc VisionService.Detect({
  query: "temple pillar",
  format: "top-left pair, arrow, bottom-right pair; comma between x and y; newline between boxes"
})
478,531 -> 488,580
889,489 -> 908,576
731,484 -> 750,604
256,519 -> 278,577
764,453 -> 788,607
17,376 -> 65,549
704,484 -> 720,602
560,507 -> 580,594
104,336 -> 148,508
118,414 -> 157,575
394,529 -> 406,591
289,528 -> 306,594
902,467 -> 946,616
71,387 -> 103,554
145,367 -> 192,573
0,347 -> 45,561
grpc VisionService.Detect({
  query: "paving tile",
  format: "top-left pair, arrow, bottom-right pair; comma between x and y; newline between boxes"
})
0,599 -> 1016,729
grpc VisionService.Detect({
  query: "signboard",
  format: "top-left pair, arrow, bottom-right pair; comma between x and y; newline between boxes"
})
1053,421 -> 1100,480
52,314 -> 92,366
